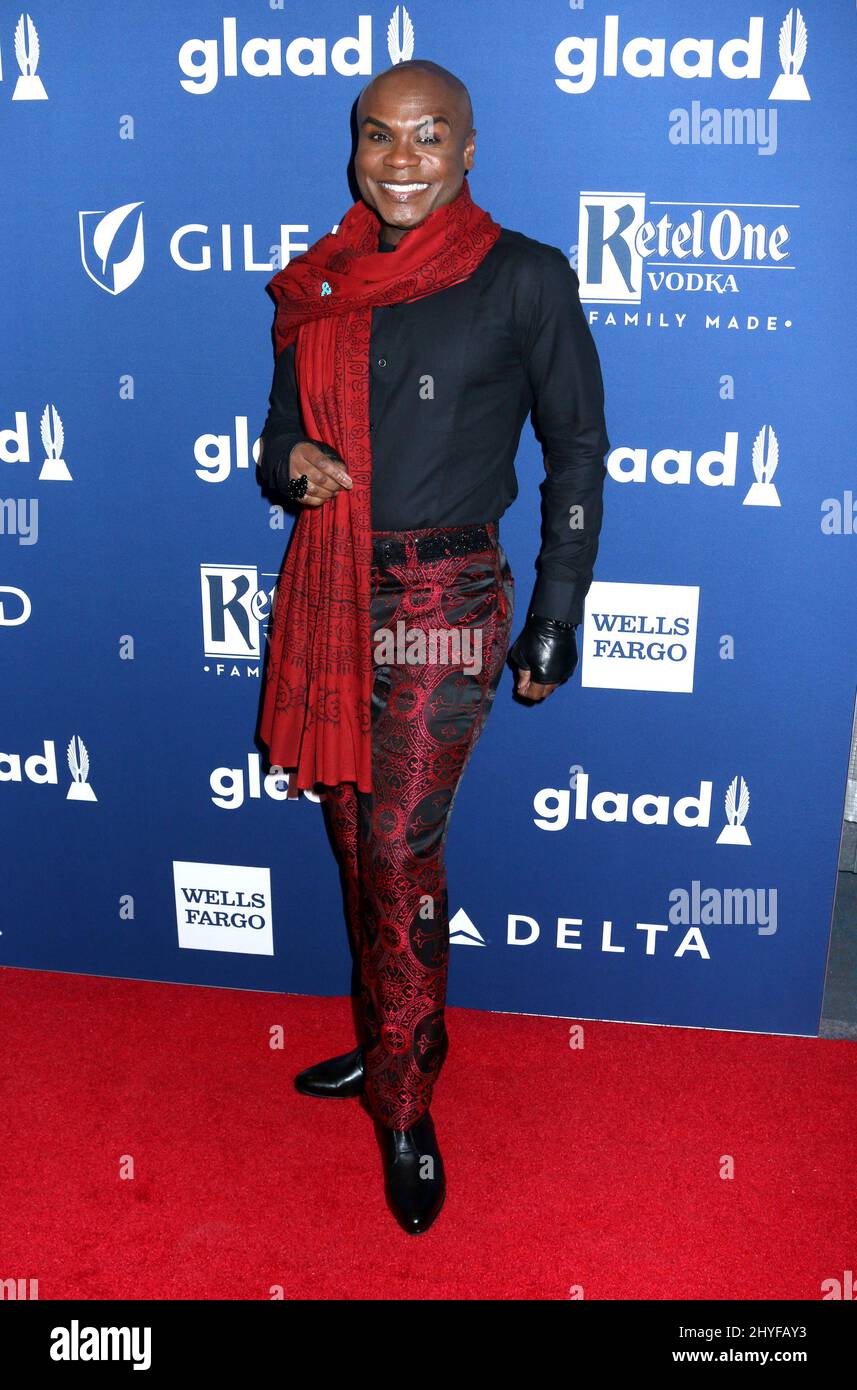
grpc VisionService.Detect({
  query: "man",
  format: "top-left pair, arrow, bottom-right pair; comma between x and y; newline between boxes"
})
258,59 -> 609,1234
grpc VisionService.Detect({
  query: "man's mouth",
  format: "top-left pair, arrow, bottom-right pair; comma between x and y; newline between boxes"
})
377,181 -> 430,203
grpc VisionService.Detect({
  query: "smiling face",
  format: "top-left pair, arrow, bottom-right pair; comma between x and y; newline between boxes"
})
354,64 -> 476,246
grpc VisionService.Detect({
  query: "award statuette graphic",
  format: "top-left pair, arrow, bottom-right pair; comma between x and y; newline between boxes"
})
716,776 -> 751,846
769,6 -> 810,102
12,12 -> 48,100
743,425 -> 782,509
66,736 -> 97,803
39,404 -> 71,482
387,5 -> 415,66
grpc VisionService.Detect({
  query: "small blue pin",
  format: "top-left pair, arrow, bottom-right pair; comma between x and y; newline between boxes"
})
320,280 -> 332,297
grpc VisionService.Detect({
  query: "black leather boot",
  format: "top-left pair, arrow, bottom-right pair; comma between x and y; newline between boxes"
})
293,1045 -> 365,1098
380,1110 -> 446,1235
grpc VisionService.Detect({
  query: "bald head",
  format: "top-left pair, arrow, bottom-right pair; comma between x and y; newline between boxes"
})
357,59 -> 474,133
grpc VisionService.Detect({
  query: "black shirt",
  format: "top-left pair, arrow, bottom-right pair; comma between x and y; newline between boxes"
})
258,224 -> 610,626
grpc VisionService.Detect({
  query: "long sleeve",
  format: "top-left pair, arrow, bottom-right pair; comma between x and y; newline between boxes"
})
258,342 -> 317,496
523,248 -> 610,627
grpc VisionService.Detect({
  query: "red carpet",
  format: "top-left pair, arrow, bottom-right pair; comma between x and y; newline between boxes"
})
1,966 -> 854,1300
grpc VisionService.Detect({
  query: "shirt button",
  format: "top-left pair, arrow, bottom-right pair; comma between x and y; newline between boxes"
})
377,357 -> 386,367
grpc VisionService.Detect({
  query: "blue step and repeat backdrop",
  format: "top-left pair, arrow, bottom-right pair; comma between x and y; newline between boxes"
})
3,1 -> 856,1037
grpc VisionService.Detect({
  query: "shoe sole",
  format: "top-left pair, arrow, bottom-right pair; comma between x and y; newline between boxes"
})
293,1080 -> 365,1098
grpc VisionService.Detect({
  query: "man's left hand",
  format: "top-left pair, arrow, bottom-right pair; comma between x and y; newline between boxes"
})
513,669 -> 561,701
508,613 -> 579,700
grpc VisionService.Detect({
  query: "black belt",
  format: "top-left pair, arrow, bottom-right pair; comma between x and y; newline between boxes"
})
372,523 -> 495,567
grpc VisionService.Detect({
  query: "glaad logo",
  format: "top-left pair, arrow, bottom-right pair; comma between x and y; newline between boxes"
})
555,9 -> 810,102
172,861 -> 274,956
177,8 -> 415,95
608,424 -> 782,507
79,202 -> 145,296
1,403 -> 72,480
201,563 -> 279,670
195,416 -> 266,483
580,583 -> 699,693
3,12 -> 49,100
534,774 -> 753,846
577,192 -> 793,305
209,753 -> 318,807
0,736 -> 98,800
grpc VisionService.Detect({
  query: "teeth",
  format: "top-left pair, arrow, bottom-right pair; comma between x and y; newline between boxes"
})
381,183 -> 428,192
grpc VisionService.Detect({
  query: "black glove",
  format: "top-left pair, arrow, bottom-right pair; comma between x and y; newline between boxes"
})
508,611 -> 579,686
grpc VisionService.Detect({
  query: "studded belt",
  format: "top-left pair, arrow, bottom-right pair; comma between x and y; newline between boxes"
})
371,523 -> 496,567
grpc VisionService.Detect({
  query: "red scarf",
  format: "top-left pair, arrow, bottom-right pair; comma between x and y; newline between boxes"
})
259,179 -> 501,799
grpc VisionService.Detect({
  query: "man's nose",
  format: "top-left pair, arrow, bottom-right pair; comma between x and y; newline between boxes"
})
383,140 -> 420,168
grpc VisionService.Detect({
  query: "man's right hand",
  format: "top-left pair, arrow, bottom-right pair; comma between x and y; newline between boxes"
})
289,440 -> 352,506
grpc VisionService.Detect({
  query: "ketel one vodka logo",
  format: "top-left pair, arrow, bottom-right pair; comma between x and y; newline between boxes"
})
554,8 -> 810,101
79,202 -> 145,296
577,192 -> 792,303
7,12 -> 48,100
200,563 -> 278,669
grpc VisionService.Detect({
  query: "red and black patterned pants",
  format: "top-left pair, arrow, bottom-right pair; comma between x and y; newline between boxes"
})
320,522 -> 515,1131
